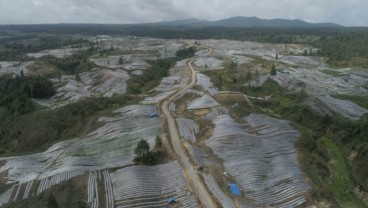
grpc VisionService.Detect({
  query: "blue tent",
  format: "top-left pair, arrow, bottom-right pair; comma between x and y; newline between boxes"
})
167,197 -> 175,204
228,183 -> 241,196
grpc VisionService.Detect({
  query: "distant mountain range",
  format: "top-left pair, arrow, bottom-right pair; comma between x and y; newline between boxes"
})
148,16 -> 342,28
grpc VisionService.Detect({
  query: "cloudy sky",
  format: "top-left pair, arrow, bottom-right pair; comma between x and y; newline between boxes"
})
0,0 -> 367,26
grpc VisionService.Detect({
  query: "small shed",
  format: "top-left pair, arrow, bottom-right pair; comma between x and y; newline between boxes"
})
228,183 -> 241,196
167,197 -> 176,204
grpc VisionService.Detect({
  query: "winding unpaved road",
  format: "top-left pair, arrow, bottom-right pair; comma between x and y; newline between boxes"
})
160,46 -> 217,208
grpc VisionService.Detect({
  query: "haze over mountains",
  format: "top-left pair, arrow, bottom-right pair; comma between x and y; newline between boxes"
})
150,16 -> 342,28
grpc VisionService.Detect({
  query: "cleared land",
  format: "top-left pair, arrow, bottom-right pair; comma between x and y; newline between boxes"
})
1,35 -> 368,208
206,114 -> 309,207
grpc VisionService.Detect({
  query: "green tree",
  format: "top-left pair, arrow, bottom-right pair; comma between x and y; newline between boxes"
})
270,63 -> 277,76
75,72 -> 81,82
230,61 -> 237,70
47,194 -> 59,208
134,139 -> 150,158
155,136 -> 162,148
119,56 -> 124,65
175,47 -> 196,59
255,69 -> 260,84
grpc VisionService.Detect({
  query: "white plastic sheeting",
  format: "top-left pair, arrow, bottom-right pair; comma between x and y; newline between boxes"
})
0,105 -> 161,185
177,117 -> 199,142
187,95 -> 219,110
305,95 -> 368,121
202,174 -> 235,208
203,106 -> 229,121
196,73 -> 219,95
186,144 -> 212,166
271,68 -> 368,96
206,114 -> 309,207
110,161 -> 199,208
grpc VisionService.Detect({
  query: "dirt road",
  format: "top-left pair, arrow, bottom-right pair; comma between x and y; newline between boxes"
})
160,47 -> 217,208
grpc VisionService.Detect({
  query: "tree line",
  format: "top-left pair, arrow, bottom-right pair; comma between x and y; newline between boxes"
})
0,75 -> 54,115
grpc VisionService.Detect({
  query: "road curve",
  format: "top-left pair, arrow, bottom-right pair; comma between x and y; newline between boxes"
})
160,47 -> 218,208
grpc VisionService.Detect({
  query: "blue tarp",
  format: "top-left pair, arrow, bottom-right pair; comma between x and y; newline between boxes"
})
167,197 -> 175,204
228,183 -> 241,196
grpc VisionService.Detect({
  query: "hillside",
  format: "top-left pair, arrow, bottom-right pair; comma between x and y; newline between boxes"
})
1,27 -> 368,208
152,16 -> 342,28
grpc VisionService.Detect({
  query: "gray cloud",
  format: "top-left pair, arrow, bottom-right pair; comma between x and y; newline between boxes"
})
0,0 -> 367,26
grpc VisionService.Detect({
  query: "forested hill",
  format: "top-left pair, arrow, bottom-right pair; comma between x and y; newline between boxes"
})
150,16 -> 342,28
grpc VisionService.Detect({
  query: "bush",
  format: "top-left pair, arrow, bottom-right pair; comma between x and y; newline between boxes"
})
47,194 -> 59,208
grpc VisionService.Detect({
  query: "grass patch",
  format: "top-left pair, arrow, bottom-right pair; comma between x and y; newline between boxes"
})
332,94 -> 368,109
241,78 -> 284,98
319,137 -> 366,207
327,57 -> 368,68
205,60 -> 284,98
203,64 -> 251,92
322,69 -> 341,77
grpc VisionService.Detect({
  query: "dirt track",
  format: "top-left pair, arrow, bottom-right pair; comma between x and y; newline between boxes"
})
160,46 -> 218,208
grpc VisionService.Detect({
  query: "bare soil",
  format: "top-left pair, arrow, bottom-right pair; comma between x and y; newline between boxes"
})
214,93 -> 247,104
174,93 -> 200,114
27,61 -> 57,76
0,170 -> 12,194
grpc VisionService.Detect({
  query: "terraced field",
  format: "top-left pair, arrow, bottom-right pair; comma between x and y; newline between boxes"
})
27,48 -> 86,59
202,174 -> 235,208
198,39 -> 316,64
206,114 -> 309,207
203,106 -> 229,121
186,144 -> 212,167
0,61 -> 33,77
305,95 -> 368,120
35,69 -> 131,108
0,170 -> 86,206
196,73 -> 219,95
0,104 -> 162,207
2,35 -> 368,208
194,57 -> 223,71
110,161 -> 199,208
154,76 -> 188,92
177,117 -> 199,142
271,68 -> 368,96
187,95 -> 220,110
